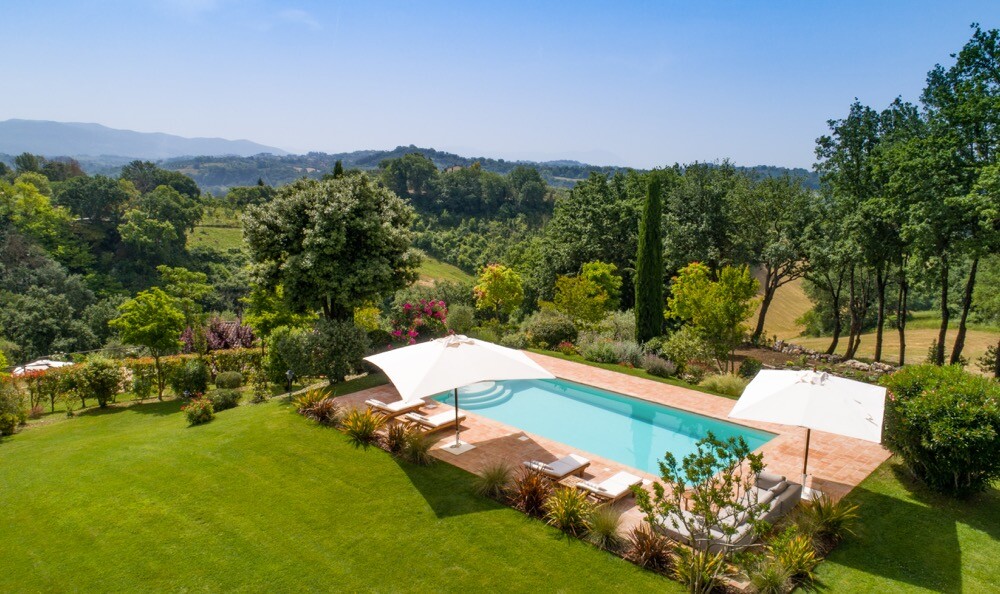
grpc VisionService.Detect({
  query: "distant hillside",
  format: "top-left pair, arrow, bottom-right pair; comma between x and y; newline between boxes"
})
159,146 -> 820,194
0,119 -> 287,160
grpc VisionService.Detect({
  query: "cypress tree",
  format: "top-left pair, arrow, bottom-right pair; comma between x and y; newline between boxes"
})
333,160 -> 344,178
635,176 -> 664,343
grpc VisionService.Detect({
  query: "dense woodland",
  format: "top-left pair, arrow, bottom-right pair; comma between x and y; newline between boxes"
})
1,25 -> 998,378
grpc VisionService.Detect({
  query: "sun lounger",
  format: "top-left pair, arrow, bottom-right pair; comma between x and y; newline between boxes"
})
523,454 -> 590,480
576,471 -> 643,503
364,398 -> 424,419
404,410 -> 466,434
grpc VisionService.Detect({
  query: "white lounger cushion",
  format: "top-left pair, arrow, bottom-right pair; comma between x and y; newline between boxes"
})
406,410 -> 465,427
524,454 -> 590,477
579,471 -> 642,496
366,398 -> 421,412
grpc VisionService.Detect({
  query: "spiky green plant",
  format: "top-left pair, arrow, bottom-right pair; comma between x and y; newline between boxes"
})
341,408 -> 385,448
543,487 -> 594,536
511,468 -> 552,517
385,421 -> 408,454
672,546 -> 725,593
794,495 -> 859,549
626,525 -> 672,572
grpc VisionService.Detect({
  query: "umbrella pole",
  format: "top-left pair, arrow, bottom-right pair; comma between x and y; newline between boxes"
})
453,387 -> 460,447
801,427 -> 811,489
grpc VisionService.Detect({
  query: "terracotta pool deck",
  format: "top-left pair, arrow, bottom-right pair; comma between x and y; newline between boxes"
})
341,352 -> 890,529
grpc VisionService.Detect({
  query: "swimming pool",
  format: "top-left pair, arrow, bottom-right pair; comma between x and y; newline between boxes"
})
434,378 -> 774,475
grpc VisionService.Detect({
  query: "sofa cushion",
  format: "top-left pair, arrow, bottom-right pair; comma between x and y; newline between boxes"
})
757,470 -> 786,489
768,480 -> 790,496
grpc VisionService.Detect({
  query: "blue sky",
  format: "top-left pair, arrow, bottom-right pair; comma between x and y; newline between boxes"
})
0,1 -> 995,168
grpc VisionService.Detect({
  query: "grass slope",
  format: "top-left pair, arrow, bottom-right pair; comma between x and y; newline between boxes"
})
0,396 -> 672,592
417,254 -> 474,284
188,225 -> 243,251
757,277 -> 811,340
817,459 -> 1000,593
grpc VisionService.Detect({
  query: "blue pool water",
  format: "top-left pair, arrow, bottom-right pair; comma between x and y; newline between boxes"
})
435,378 -> 773,475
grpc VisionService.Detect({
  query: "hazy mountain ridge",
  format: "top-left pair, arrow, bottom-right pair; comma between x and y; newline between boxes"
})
160,146 -> 820,193
0,120 -> 819,192
0,119 -> 287,160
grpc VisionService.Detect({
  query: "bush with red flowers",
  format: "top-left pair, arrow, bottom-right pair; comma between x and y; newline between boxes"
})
181,396 -> 214,426
390,299 -> 448,345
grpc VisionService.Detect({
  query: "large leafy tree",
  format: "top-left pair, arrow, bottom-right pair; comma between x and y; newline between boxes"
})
118,184 -> 202,266
815,101 -> 883,360
922,25 -> 1000,364
156,265 -> 212,327
55,174 -> 131,225
729,175 -> 814,344
244,174 -> 419,321
473,263 -> 524,320
542,171 -> 645,306
110,288 -> 185,400
1,177 -> 91,270
663,162 -> 741,275
635,176 -> 664,343
667,263 -> 759,372
120,160 -> 201,199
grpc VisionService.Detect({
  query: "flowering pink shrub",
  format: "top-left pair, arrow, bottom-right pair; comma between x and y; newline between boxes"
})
390,299 -> 448,345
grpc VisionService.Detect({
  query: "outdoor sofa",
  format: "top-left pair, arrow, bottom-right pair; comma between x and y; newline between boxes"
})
653,470 -> 803,553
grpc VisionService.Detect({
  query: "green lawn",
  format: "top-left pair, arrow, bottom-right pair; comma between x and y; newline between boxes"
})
0,392 -> 673,592
817,459 -> 1000,593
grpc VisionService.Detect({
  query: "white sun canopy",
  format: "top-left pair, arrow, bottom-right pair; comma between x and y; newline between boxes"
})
12,359 -> 75,377
363,335 -> 555,403
729,370 -> 886,443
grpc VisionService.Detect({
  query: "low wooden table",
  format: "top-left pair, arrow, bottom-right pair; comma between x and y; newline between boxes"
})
558,475 -> 585,490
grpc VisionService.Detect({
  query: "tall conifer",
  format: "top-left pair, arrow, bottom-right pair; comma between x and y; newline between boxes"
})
635,176 -> 664,343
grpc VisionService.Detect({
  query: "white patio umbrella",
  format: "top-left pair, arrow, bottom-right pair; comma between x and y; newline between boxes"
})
363,335 -> 554,452
12,359 -> 75,377
728,369 -> 886,496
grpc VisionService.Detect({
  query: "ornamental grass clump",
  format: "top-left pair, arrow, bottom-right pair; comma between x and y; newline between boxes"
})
473,461 -> 513,499
543,487 -> 594,536
403,427 -> 434,466
767,527 -> 818,584
341,408 -> 386,448
293,388 -> 327,413
672,547 -> 725,594
384,421 -> 408,454
305,398 -> 343,427
182,397 -> 214,426
747,557 -> 793,594
511,468 -> 551,517
625,525 -> 672,573
794,495 -> 859,553
698,373 -> 749,397
587,506 -> 625,552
